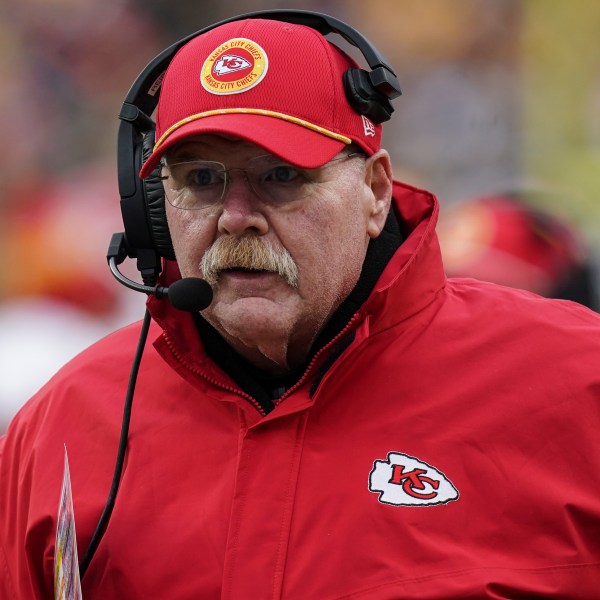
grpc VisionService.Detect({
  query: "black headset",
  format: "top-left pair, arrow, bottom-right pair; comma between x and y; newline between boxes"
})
115,9 -> 402,286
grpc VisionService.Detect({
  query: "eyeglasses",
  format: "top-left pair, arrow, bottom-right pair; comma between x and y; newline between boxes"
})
159,152 -> 365,211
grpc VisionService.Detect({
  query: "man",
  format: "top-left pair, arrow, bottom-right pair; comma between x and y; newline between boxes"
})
1,14 -> 599,599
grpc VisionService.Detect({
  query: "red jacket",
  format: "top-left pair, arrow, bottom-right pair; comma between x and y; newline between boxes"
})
1,182 -> 600,599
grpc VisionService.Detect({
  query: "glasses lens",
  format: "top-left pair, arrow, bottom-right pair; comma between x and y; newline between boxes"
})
163,160 -> 226,210
244,156 -> 316,205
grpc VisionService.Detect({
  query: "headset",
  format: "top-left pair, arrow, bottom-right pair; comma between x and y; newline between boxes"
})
114,9 -> 402,287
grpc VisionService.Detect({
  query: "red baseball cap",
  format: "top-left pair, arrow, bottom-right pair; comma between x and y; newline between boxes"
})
139,18 -> 382,178
438,194 -> 589,296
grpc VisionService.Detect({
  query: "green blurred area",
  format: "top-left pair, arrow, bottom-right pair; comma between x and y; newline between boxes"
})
521,0 -> 600,233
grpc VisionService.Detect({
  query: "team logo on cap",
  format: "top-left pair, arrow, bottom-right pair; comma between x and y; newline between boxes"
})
201,38 -> 268,95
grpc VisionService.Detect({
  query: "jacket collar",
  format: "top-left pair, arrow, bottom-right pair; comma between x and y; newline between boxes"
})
362,180 -> 445,335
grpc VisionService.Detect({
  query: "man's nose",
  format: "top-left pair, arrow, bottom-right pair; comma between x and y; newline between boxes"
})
216,174 -> 268,236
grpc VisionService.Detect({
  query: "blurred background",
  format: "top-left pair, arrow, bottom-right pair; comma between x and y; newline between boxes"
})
1,0 -> 599,431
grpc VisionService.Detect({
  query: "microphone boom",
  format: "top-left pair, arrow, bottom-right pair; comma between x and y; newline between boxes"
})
107,233 -> 213,311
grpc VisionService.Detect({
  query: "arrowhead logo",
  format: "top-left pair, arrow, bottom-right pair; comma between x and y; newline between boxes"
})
213,54 -> 252,75
369,452 -> 459,507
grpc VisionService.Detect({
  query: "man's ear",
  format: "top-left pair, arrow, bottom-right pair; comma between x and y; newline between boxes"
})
365,150 -> 393,238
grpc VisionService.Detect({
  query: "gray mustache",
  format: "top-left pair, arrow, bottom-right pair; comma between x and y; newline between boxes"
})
200,236 -> 298,288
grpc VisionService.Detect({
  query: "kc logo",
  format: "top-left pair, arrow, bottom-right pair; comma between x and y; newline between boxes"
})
213,54 -> 252,75
369,452 -> 459,507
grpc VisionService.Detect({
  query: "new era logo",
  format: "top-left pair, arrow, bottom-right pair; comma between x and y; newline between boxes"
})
361,115 -> 376,137
369,452 -> 459,507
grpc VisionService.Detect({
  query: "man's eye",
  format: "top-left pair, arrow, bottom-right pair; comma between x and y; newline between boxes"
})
263,165 -> 304,184
190,168 -> 222,187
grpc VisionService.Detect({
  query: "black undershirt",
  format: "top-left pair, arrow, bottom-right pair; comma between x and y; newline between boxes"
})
193,208 -> 403,413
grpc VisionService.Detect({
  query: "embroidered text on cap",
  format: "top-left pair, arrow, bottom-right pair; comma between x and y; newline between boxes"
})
201,38 -> 268,95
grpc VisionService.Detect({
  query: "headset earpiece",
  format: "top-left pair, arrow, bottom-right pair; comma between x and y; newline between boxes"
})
343,68 -> 395,124
141,132 -> 176,261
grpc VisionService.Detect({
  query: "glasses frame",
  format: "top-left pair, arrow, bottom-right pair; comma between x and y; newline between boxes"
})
159,151 -> 366,211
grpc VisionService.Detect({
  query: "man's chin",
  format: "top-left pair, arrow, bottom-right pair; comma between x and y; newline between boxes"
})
205,293 -> 297,330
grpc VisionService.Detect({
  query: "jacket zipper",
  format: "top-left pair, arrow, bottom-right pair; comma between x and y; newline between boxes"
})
162,310 -> 364,414
162,331 -> 268,416
274,311 -> 364,405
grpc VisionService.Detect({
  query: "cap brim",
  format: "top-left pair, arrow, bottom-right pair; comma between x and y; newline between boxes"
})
139,113 -> 348,179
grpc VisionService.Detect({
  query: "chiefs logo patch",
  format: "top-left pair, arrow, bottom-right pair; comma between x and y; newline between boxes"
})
369,452 -> 459,507
201,37 -> 268,95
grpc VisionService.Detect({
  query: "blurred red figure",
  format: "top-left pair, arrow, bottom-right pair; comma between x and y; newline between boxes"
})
438,193 -> 598,309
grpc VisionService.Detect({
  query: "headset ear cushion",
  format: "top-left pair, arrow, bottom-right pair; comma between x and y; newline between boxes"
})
141,133 -> 176,261
343,68 -> 394,124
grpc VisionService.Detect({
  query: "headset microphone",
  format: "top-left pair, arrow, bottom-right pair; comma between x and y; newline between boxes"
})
166,278 -> 213,312
107,232 -> 213,311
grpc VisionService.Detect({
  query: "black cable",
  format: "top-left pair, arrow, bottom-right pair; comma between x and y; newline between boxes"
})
79,308 -> 152,579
